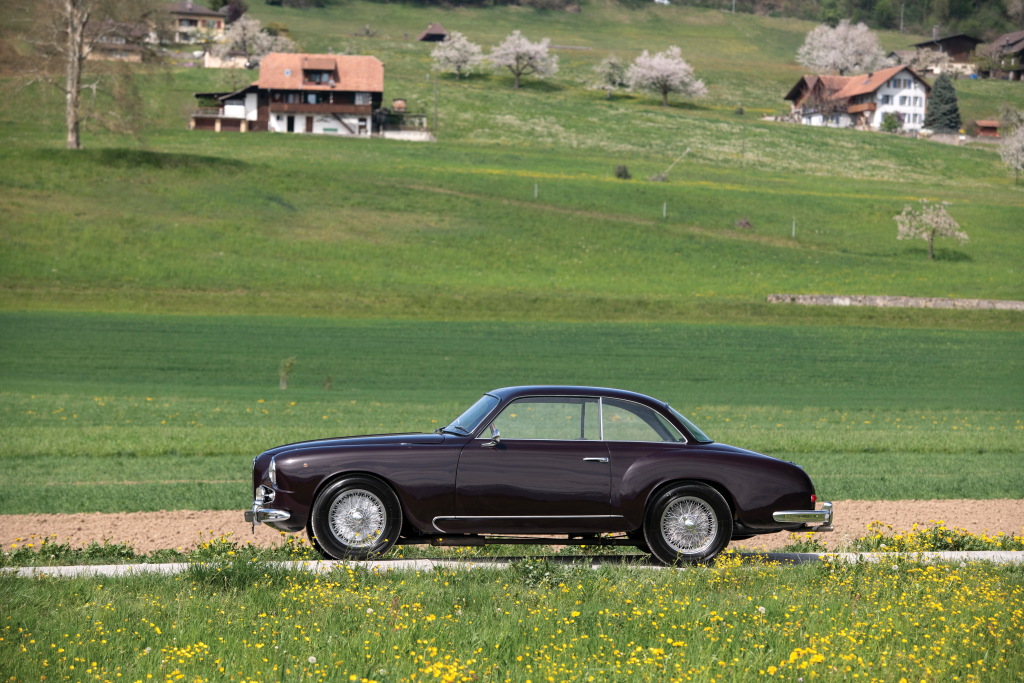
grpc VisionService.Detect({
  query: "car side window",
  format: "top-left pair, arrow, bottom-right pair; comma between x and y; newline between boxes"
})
489,397 -> 600,440
603,399 -> 684,443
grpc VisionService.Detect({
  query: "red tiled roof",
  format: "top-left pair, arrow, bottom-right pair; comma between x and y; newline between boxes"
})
257,53 -> 384,92
832,65 -> 925,99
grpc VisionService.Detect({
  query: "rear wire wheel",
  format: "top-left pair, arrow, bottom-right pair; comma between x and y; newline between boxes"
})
643,483 -> 732,565
308,476 -> 402,560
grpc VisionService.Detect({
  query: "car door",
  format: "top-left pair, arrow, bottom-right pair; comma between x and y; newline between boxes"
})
447,396 -> 613,533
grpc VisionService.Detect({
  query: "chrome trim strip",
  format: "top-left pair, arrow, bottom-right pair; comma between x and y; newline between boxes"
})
431,514 -> 624,533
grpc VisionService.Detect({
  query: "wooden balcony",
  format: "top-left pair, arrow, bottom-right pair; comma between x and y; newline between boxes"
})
268,103 -> 373,115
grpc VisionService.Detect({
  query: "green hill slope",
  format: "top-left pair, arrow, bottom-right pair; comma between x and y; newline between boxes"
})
1,1 -> 1021,327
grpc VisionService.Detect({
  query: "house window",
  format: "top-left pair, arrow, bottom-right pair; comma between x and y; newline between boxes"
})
305,70 -> 332,84
355,92 -> 371,106
881,95 -> 892,105
899,96 -> 908,106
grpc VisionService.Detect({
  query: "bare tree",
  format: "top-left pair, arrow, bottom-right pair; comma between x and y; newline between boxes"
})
895,200 -> 968,260
489,30 -> 558,89
797,19 -> 887,75
431,31 -> 483,79
999,126 -> 1024,185
8,0 -> 162,149
212,15 -> 295,68
626,46 -> 706,106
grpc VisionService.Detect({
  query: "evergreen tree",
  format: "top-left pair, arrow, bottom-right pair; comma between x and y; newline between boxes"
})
924,74 -> 962,133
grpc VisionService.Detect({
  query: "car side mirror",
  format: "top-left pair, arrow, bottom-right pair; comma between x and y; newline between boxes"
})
482,425 -> 501,448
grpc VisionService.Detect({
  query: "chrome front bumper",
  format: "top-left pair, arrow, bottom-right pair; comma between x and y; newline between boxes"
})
773,501 -> 834,531
245,484 -> 291,531
244,506 -> 291,525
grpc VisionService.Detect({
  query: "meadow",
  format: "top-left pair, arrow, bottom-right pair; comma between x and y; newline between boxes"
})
1,550 -> 1022,682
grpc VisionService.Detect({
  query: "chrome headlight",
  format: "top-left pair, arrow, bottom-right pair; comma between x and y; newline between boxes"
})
268,457 -> 278,486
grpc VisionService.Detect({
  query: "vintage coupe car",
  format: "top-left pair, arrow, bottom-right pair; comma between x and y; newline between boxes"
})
245,386 -> 833,564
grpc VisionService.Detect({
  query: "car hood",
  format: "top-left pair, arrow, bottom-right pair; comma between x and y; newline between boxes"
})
261,433 -> 446,457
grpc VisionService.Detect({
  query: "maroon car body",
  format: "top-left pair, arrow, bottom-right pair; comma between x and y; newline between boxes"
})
245,386 -> 833,564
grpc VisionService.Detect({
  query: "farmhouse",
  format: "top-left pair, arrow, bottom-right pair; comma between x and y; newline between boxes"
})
191,52 -> 384,135
910,33 -> 982,74
165,1 -> 227,44
983,29 -> 1024,80
784,65 -> 930,132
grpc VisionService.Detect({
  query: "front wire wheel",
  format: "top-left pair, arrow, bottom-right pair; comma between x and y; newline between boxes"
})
308,476 -> 402,560
643,483 -> 732,565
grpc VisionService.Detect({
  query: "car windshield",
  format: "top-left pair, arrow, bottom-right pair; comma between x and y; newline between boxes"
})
442,394 -> 500,435
668,406 -> 714,443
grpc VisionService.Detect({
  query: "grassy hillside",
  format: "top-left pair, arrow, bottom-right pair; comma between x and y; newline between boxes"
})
2,3 -> 1022,327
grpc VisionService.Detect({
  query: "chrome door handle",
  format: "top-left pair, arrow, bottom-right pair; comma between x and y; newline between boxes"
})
583,457 -> 609,463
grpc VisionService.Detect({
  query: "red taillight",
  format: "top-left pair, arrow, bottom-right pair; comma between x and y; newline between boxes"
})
811,494 -> 817,504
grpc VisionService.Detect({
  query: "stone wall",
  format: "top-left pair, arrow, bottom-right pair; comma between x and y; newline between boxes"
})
766,294 -> 1024,311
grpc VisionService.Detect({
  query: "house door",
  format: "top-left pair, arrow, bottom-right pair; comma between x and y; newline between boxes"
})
305,116 -> 314,133
286,116 -> 295,132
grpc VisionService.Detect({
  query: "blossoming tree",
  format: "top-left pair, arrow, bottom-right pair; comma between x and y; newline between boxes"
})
489,30 -> 558,89
796,19 -> 887,75
431,31 -> 483,79
626,46 -> 706,106
894,200 -> 968,260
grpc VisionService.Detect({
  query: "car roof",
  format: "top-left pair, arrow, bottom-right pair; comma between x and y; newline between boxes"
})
486,385 -> 668,408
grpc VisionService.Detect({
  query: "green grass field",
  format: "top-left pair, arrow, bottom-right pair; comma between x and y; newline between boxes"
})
1,312 -> 1020,513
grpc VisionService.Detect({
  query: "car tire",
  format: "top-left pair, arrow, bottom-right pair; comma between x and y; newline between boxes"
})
308,476 -> 402,561
643,483 -> 733,565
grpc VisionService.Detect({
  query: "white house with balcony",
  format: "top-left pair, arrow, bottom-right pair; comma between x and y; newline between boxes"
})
784,65 -> 931,132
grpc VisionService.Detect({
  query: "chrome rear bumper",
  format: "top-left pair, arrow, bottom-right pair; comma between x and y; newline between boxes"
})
773,501 -> 834,531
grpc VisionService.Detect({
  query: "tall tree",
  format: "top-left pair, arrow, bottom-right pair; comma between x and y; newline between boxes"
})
626,46 -> 706,106
796,19 -> 887,75
10,0 -> 162,149
431,31 -> 483,79
923,73 -> 962,133
489,30 -> 558,89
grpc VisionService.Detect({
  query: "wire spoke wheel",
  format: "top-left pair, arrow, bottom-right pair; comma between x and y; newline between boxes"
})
660,496 -> 718,555
328,489 -> 386,548
309,476 -> 401,560
644,483 -> 732,565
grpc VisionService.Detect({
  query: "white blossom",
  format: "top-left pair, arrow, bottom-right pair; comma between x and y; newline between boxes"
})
489,30 -> 558,89
212,16 -> 295,68
626,46 -> 706,106
796,20 -> 887,75
431,31 -> 483,79
895,200 -> 968,260
998,125 -> 1024,184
